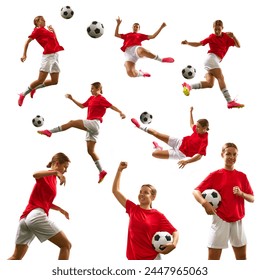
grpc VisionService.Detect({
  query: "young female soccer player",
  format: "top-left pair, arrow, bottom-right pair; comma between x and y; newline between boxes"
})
193,143 -> 254,260
114,17 -> 174,78
112,161 -> 179,260
131,107 -> 209,168
38,82 -> 126,183
8,153 -> 71,260
18,16 -> 64,106
181,20 -> 244,109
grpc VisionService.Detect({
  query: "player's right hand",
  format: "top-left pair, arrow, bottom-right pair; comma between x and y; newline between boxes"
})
21,55 -> 27,62
202,200 -> 216,215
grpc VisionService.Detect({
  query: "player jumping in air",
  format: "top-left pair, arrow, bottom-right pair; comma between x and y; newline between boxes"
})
181,20 -> 244,109
38,82 -> 126,184
18,16 -> 64,106
131,107 -> 209,168
114,17 -> 174,78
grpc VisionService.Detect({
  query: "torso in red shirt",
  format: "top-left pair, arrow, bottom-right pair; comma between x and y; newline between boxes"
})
120,32 -> 149,52
126,200 -> 177,260
20,175 -> 57,219
179,125 -> 208,157
29,27 -> 64,54
200,32 -> 235,60
81,95 -> 112,123
195,169 -> 254,222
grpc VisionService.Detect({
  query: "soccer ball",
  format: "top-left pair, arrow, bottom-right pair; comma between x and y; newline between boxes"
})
87,21 -> 104,38
152,231 -> 173,252
60,6 -> 74,19
202,189 -> 221,209
32,115 -> 44,127
182,65 -> 196,79
140,112 -> 153,124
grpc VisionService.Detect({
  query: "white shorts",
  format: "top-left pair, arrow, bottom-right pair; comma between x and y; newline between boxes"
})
167,137 -> 186,160
15,208 -> 61,245
207,215 -> 247,249
40,53 -> 60,73
124,46 -> 141,63
83,119 -> 100,142
204,53 -> 221,71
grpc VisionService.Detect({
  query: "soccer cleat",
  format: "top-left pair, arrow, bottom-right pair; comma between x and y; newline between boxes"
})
182,82 -> 191,96
131,118 -> 140,128
37,129 -> 52,137
98,170 -> 107,183
30,89 -> 36,98
152,141 -> 163,150
139,70 -> 151,77
162,57 -> 174,63
227,100 -> 245,109
18,94 -> 25,106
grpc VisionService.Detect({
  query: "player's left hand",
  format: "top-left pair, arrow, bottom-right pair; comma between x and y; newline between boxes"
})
120,113 -> 126,119
177,160 -> 188,169
233,186 -> 242,196
160,243 -> 176,254
226,32 -> 234,38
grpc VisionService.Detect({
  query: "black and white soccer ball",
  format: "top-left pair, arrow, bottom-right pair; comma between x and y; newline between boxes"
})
182,65 -> 196,79
32,115 -> 44,127
202,189 -> 221,209
140,112 -> 153,124
60,6 -> 74,19
152,231 -> 173,252
87,21 -> 104,38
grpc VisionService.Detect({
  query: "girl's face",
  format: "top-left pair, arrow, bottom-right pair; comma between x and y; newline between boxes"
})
221,147 -> 238,170
196,122 -> 207,134
138,185 -> 155,208
36,17 -> 46,27
90,85 -> 101,96
53,161 -> 69,174
213,23 -> 223,36
132,23 -> 140,33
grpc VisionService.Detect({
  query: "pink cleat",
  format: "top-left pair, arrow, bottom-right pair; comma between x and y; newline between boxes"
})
131,118 -> 140,128
37,130 -> 52,137
227,100 -> 245,109
30,89 -> 36,98
152,141 -> 163,150
162,57 -> 174,63
139,70 -> 151,77
98,170 -> 107,183
18,94 -> 25,107
182,82 -> 191,96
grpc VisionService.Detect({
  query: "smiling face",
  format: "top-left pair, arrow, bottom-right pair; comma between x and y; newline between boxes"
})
213,20 -> 223,36
53,161 -> 70,174
196,122 -> 207,134
138,185 -> 156,209
90,84 -> 102,96
221,146 -> 238,170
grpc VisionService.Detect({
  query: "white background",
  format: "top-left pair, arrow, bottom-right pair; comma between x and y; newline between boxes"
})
1,0 -> 259,279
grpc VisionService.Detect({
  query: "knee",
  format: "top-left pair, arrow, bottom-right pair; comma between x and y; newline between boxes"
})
126,69 -> 137,77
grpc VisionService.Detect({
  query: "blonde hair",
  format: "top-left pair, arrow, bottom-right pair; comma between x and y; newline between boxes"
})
46,152 -> 70,168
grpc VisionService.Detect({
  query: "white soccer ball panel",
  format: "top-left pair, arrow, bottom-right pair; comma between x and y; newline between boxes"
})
152,231 -> 173,252
202,189 -> 221,208
140,112 -> 153,124
87,21 -> 104,38
182,65 -> 196,79
61,6 -> 74,19
32,115 -> 44,127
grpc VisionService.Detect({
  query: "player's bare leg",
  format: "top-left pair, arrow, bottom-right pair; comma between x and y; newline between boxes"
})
86,141 -> 99,161
147,128 -> 170,144
136,47 -> 174,63
201,72 -> 215,88
49,231 -> 71,260
208,248 -> 222,260
8,244 -> 29,260
124,61 -> 150,77
60,120 -> 86,131
232,245 -> 246,260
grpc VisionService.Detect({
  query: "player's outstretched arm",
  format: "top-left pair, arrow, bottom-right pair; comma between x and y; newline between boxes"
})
65,94 -> 84,108
109,105 -> 126,119
51,204 -> 70,219
21,38 -> 33,62
189,106 -> 194,128
181,40 -> 202,47
226,32 -> 241,48
148,22 -> 166,39
112,162 -> 128,208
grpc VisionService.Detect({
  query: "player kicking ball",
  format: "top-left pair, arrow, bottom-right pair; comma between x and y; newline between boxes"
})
115,17 -> 174,78
131,107 -> 209,169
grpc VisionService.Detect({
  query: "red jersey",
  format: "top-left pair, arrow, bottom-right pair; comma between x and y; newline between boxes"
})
20,174 -> 57,219
200,32 -> 235,60
195,169 -> 254,222
120,32 -> 149,52
81,95 -> 112,123
29,27 -> 64,54
126,200 -> 177,260
179,125 -> 208,157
